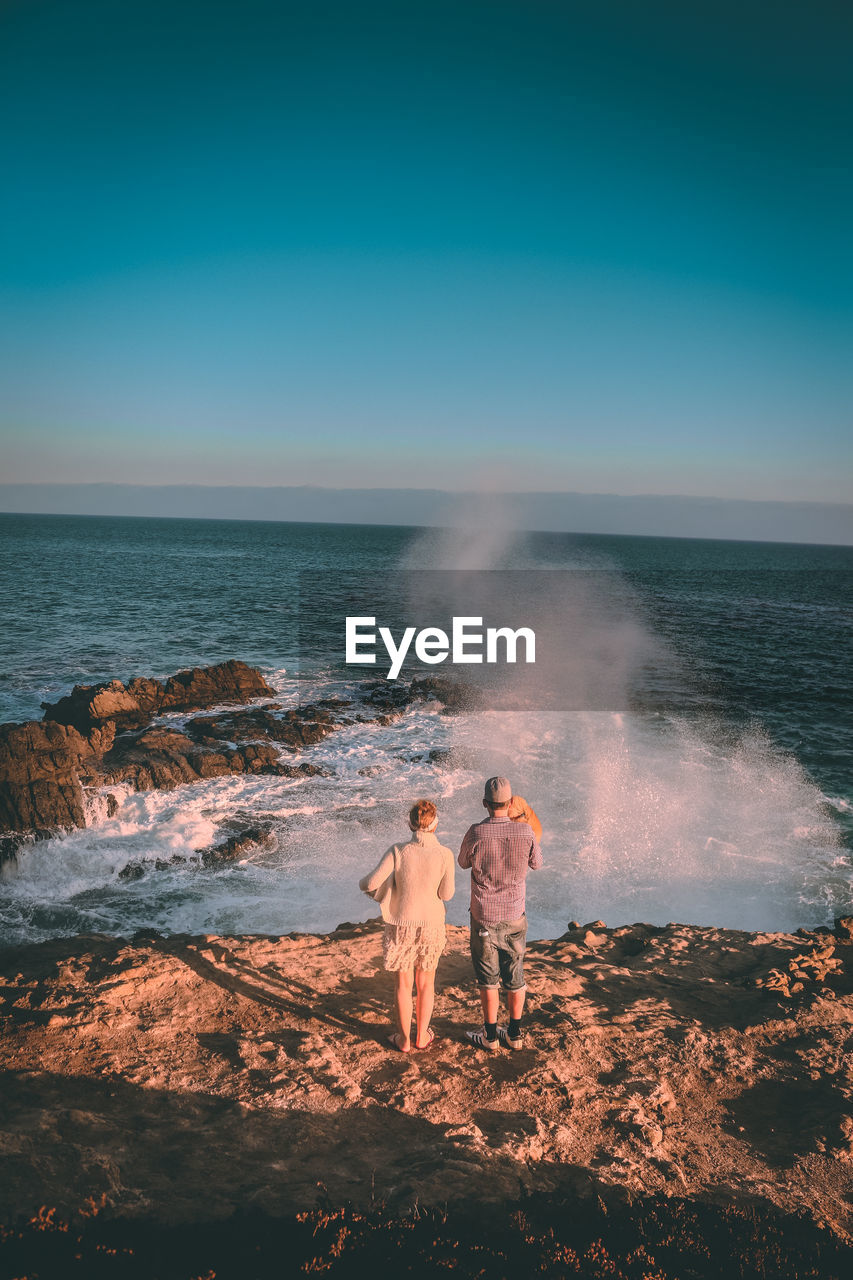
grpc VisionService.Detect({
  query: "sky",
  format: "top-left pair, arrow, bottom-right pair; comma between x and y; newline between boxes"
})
1,0 -> 851,512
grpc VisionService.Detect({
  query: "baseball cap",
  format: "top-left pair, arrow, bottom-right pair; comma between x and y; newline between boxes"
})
483,776 -> 512,804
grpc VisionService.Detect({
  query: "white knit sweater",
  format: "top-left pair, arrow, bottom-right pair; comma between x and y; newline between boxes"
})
359,830 -> 455,928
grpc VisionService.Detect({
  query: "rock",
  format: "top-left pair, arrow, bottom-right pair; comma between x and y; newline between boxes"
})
0,720 -> 98,834
157,660 -> 276,712
185,706 -> 337,750
117,862 -> 145,882
833,1117 -> 853,1162
100,728 -> 293,792
124,676 -> 165,719
198,826 -> 276,868
359,682 -> 412,714
0,835 -> 20,867
41,679 -> 145,732
1,669 -> 473,850
755,936 -> 842,995
408,676 -> 485,712
278,762 -> 328,779
0,663 -> 284,846
789,937 -> 841,982
118,854 -> 189,881
835,917 -> 853,942
41,662 -> 276,733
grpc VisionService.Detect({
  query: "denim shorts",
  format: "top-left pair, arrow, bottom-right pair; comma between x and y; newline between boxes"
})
469,914 -> 528,991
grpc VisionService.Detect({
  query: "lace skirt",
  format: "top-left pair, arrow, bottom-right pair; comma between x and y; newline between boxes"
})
382,922 -> 446,972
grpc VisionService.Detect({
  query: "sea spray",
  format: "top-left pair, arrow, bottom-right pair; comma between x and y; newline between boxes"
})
401,516 -> 849,933
1,518 -> 849,945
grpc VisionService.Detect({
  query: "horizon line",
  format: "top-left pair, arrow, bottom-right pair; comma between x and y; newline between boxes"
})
1,482 -> 852,547
1,507 -> 852,551
2,481 -> 851,510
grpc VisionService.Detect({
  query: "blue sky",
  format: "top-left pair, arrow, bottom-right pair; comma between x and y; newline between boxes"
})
1,0 -> 851,504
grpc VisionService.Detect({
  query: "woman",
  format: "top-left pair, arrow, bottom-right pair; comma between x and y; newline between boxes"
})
359,798 -> 455,1053
508,793 -> 543,841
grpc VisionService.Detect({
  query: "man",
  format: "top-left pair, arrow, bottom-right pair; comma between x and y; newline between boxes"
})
458,776 -> 542,1051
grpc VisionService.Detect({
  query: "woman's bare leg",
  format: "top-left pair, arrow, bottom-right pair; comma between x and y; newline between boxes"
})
393,969 -> 414,1051
414,967 -> 436,1048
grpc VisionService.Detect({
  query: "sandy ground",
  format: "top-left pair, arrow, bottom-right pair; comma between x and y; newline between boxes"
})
2,918 -> 853,1242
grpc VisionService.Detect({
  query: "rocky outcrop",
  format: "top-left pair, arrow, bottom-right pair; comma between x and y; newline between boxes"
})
0,719 -> 104,836
0,663 -> 463,857
1,918 -> 853,1244
39,679 -> 144,732
117,824 -> 277,880
0,663 -> 357,857
98,726 -> 290,792
198,824 -> 277,868
0,663 -> 282,851
40,660 -> 276,733
185,705 -> 341,750
408,674 -> 487,712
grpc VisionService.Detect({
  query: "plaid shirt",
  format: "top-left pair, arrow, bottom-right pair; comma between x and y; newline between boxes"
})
458,817 -> 542,925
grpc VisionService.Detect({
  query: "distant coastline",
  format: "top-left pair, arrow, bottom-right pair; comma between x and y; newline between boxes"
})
1,483 -> 852,546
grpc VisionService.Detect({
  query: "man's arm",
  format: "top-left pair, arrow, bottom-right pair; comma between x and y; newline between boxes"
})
528,834 -> 543,870
458,826 -> 475,869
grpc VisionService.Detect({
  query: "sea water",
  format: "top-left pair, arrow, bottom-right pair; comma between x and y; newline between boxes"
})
0,512 -> 850,943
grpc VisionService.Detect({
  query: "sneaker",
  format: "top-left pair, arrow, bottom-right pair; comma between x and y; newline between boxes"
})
466,1026 -> 500,1052
497,1025 -> 524,1051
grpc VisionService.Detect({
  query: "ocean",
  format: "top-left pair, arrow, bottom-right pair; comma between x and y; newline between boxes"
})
1,511 -> 851,944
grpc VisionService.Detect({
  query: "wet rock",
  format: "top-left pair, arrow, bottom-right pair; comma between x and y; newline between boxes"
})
198,826 -> 276,867
0,720 -> 98,834
1,668 -> 468,849
359,682 -> 412,714
157,661 -> 276,712
278,762 -> 328,779
409,676 -> 485,712
41,679 -> 146,732
117,862 -> 145,882
42,661 -> 276,733
0,663 -> 291,845
0,835 -> 20,867
101,728 -> 292,791
185,706 -> 338,750
118,854 -> 189,881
